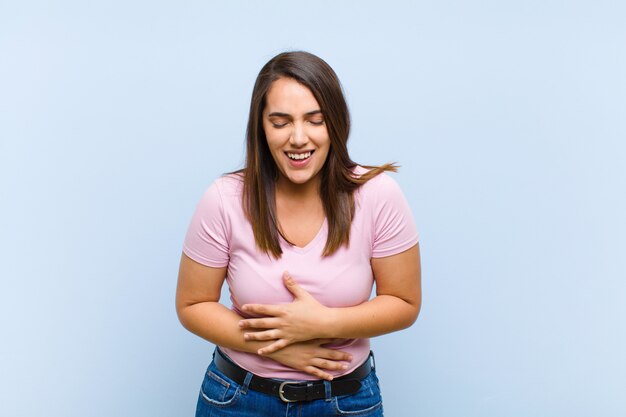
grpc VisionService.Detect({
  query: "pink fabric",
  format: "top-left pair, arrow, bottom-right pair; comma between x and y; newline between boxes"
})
183,166 -> 419,379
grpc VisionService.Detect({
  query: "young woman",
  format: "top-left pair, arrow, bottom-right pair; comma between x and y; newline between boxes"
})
176,51 -> 421,416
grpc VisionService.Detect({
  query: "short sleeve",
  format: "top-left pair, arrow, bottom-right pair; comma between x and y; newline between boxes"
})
182,180 -> 230,267
370,174 -> 419,258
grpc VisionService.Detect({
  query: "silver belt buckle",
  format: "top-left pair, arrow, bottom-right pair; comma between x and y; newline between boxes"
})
278,381 -> 300,403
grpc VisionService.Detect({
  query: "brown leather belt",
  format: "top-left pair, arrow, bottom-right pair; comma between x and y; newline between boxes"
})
213,348 -> 373,402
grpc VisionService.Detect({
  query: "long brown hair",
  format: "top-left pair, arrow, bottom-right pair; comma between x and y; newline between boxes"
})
242,51 -> 396,258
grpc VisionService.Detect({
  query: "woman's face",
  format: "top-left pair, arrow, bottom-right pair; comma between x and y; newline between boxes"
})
262,77 -> 330,189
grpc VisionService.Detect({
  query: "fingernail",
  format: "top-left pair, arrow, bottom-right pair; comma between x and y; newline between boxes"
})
238,321 -> 244,327
341,364 -> 348,370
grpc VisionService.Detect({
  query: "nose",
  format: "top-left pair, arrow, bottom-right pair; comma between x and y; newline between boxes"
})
289,122 -> 308,147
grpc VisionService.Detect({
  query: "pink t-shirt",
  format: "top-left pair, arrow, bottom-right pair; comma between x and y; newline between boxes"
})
182,166 -> 419,380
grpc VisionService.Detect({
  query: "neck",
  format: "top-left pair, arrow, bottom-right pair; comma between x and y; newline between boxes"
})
275,176 -> 321,204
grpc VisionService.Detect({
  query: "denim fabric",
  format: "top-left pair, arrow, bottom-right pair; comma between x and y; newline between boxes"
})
195,355 -> 384,417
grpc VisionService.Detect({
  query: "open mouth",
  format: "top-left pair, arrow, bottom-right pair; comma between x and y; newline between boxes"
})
286,150 -> 314,161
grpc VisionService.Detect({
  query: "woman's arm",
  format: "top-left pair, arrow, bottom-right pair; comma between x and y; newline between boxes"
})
328,243 -> 421,337
239,243 -> 421,354
175,252 -> 353,379
176,252 -> 261,353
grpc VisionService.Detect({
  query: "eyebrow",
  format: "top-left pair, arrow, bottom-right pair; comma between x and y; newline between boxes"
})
267,110 -> 322,118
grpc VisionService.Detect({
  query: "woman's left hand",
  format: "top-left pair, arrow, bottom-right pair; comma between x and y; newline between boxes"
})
239,271 -> 333,355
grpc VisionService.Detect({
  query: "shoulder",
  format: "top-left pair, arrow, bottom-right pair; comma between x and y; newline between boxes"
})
213,172 -> 244,197
199,172 -> 243,204
353,167 -> 418,255
193,173 -> 244,216
353,166 -> 404,200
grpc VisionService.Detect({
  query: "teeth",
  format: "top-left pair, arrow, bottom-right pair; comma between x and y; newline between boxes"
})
287,151 -> 312,160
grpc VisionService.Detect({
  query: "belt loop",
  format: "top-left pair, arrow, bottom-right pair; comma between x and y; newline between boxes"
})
323,380 -> 332,401
241,371 -> 253,395
369,351 -> 376,371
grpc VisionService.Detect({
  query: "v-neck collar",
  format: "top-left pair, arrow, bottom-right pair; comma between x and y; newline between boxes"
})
280,217 -> 328,255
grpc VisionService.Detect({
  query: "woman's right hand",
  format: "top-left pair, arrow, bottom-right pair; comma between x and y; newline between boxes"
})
263,339 -> 353,381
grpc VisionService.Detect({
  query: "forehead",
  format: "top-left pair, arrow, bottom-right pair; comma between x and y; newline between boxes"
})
264,78 -> 320,113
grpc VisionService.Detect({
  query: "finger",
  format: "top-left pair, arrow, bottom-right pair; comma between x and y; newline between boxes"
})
313,338 -> 336,345
239,318 -> 280,329
243,330 -> 281,341
311,357 -> 349,372
241,304 -> 283,316
303,365 -> 334,381
257,339 -> 290,355
306,340 -> 353,361
317,338 -> 349,345
282,272 -> 310,299
319,348 -> 353,362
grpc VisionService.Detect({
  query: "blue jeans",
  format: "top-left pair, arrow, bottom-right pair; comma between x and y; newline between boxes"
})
195,353 -> 384,416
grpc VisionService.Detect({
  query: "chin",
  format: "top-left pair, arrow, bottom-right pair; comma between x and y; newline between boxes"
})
280,169 -> 318,186
287,175 -> 313,185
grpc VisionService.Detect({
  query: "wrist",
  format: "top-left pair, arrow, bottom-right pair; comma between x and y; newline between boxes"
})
320,307 -> 339,339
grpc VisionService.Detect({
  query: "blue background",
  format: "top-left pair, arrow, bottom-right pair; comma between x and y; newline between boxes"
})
1,1 -> 624,416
